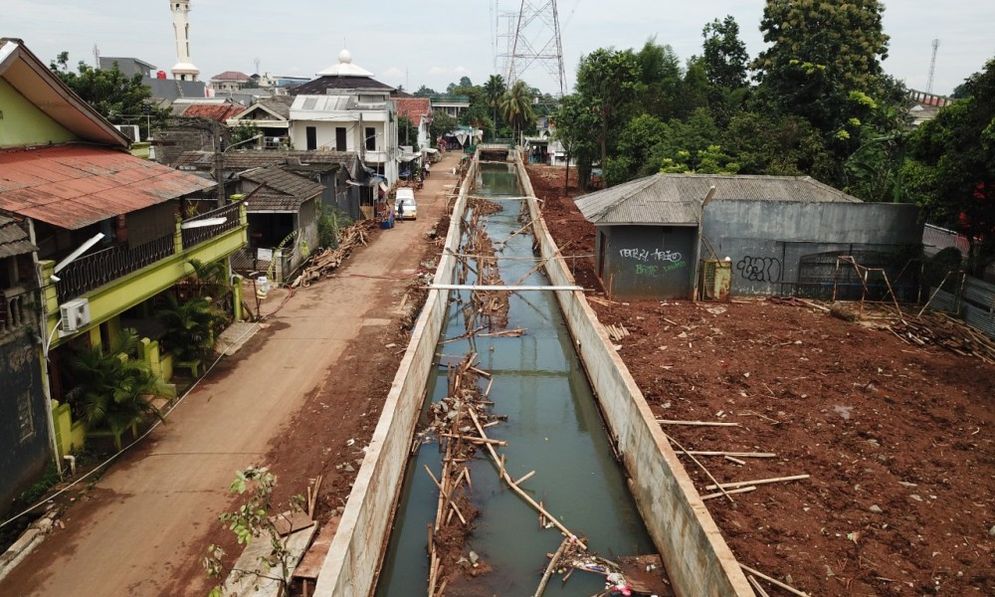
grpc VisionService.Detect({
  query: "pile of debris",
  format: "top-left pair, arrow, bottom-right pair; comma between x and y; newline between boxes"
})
424,353 -> 497,595
456,206 -> 509,330
890,311 -> 995,363
289,221 -> 371,288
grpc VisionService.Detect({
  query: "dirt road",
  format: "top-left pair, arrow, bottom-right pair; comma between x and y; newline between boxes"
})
0,152 -> 463,596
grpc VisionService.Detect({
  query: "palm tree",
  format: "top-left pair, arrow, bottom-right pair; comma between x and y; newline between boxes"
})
483,74 -> 506,131
157,294 -> 226,362
500,80 -> 536,143
69,328 -> 171,432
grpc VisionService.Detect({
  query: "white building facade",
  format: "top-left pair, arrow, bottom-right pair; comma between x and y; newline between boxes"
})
288,51 -> 399,184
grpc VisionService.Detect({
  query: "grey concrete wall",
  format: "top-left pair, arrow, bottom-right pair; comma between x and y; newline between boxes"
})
702,200 -> 922,296
600,225 -> 696,299
313,156 -> 478,597
516,157 -> 753,597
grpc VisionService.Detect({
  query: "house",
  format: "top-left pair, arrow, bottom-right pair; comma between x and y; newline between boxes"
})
288,50 -> 399,184
210,70 -> 252,93
174,149 -> 365,219
172,98 -> 245,122
393,96 -> 432,150
225,96 -> 295,148
0,214 -> 50,513
98,56 -> 157,78
0,38 -> 247,463
431,95 -> 470,118
96,55 -> 207,105
234,167 -> 324,283
576,174 -> 922,300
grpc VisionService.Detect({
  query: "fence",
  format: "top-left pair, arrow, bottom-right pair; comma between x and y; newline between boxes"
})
181,202 -> 243,249
929,274 -> 995,338
57,234 -> 175,302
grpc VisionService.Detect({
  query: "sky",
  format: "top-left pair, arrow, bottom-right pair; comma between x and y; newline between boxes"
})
4,0 -> 993,96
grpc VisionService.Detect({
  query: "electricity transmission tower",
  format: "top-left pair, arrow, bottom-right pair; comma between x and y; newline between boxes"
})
926,38 -> 940,94
497,0 -> 566,95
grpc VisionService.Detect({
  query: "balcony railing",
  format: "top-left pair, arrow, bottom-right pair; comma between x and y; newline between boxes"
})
56,234 -> 175,303
182,202 -> 243,250
1,287 -> 37,335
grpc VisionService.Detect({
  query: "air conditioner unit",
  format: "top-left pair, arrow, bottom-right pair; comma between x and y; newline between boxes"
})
114,124 -> 141,142
59,298 -> 91,334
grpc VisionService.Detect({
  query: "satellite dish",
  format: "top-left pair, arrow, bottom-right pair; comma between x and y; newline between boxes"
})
180,217 -> 227,229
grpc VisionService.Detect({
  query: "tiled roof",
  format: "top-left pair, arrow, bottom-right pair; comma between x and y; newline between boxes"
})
395,97 -> 431,122
181,103 -> 245,122
211,70 -> 251,82
575,174 -> 861,226
0,214 -> 35,258
291,75 -> 394,95
0,145 -> 215,229
239,166 -> 324,212
176,150 -> 356,172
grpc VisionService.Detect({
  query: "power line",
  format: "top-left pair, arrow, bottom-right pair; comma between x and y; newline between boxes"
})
498,0 -> 567,95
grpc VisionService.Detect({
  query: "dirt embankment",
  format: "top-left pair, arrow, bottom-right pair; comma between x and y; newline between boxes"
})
526,163 -> 995,596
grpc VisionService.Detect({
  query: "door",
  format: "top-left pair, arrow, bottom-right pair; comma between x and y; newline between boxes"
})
335,127 -> 347,151
306,126 -> 317,150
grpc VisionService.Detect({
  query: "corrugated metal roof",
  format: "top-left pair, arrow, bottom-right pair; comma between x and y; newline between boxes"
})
211,70 -> 251,82
0,213 -> 35,258
575,174 -> 861,225
0,145 -> 215,229
239,166 -> 323,212
181,103 -> 245,122
292,75 -> 393,95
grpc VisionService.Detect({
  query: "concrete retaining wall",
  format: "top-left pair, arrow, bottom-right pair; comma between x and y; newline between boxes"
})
313,157 -> 478,597
516,156 -> 753,596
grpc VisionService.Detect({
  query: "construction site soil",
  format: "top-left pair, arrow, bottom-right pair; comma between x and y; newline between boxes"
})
527,164 -> 995,596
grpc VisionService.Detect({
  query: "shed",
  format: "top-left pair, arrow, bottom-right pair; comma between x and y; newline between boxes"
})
575,174 -> 922,299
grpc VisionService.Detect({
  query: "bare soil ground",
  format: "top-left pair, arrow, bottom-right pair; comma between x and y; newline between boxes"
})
527,164 -> 995,596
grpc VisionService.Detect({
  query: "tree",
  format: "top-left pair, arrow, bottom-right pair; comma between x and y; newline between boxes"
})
483,74 -> 507,129
500,80 -> 536,140
204,467 -> 307,596
413,85 -> 437,97
398,115 -> 419,150
429,110 -> 458,146
701,16 -> 749,89
723,111 -> 834,180
633,39 -> 683,120
230,122 -> 260,147
752,0 -> 892,153
554,94 -> 599,190
604,114 -> 669,185
905,58 -> 995,273
50,52 -> 169,132
575,48 -> 641,165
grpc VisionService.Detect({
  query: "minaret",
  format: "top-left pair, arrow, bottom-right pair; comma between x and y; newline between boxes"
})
169,0 -> 199,81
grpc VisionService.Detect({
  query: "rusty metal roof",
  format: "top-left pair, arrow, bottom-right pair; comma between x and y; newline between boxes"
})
0,145 -> 215,230
575,174 -> 861,226
181,103 -> 246,122
0,213 -> 35,258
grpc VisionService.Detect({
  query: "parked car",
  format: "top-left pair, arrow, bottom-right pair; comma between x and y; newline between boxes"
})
395,188 -> 417,220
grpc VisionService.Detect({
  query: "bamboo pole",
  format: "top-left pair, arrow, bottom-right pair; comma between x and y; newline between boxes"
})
663,432 -> 735,504
740,564 -> 809,597
705,474 -> 810,491
657,419 -> 741,427
533,538 -> 570,597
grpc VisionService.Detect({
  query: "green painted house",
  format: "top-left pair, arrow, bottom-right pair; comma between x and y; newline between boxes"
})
0,38 -> 248,479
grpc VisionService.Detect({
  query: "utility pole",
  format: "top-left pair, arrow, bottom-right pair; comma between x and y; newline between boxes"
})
926,38 -> 940,95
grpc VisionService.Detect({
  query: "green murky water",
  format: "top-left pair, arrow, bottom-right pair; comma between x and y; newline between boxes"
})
375,163 -> 654,596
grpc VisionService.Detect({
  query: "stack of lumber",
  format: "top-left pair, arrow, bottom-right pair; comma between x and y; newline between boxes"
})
290,222 -> 370,288
890,311 -> 995,363
605,323 -> 630,343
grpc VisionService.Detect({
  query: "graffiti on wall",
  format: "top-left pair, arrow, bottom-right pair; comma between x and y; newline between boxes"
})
736,256 -> 782,283
619,248 -> 683,263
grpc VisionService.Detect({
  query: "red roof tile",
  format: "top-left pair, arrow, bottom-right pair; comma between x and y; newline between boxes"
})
211,70 -> 251,82
181,103 -> 245,122
0,145 -> 215,229
394,97 -> 431,122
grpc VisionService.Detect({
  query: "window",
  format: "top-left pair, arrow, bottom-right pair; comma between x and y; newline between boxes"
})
336,127 -> 347,151
306,126 -> 317,151
17,391 -> 34,442
365,127 -> 376,151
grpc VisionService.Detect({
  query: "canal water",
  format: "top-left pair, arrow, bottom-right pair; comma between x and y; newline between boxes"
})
375,162 -> 654,596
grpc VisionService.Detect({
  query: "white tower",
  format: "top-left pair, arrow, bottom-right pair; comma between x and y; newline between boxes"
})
169,1 -> 199,81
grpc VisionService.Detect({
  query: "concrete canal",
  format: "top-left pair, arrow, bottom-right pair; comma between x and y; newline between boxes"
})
375,161 -> 656,595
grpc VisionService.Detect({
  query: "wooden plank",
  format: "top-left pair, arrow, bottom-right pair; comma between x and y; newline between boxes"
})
293,516 -> 341,580
223,523 -> 317,596
272,511 -> 315,537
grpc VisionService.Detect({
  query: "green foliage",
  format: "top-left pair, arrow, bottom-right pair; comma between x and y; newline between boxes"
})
429,110 -> 458,146
50,52 -> 170,132
397,115 -> 419,150
632,39 -> 684,120
204,467 -> 307,594
701,16 -> 749,89
157,294 -> 226,362
553,94 -> 599,188
724,111 -> 834,179
68,328 -> 170,431
576,48 -> 641,163
905,58 -> 995,272
317,204 -> 351,248
229,122 -> 260,147
499,80 -> 536,138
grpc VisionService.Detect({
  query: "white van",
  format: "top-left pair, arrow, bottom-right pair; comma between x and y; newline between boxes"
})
395,188 -> 417,220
